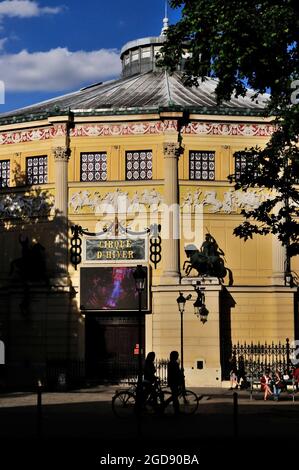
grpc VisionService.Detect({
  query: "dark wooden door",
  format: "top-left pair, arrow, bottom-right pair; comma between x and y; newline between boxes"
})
85,315 -> 144,382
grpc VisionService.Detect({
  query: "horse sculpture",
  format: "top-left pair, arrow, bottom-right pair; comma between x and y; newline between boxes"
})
183,234 -> 233,284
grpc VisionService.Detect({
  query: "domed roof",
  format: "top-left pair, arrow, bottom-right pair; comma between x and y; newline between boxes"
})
0,71 -> 268,125
0,28 -> 268,125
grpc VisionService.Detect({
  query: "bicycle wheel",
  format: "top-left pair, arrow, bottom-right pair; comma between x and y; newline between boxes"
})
178,390 -> 199,415
112,391 -> 136,418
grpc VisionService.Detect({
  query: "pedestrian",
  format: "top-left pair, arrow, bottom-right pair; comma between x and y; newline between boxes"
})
143,351 -> 158,402
143,351 -> 157,385
261,370 -> 273,400
292,365 -> 299,391
237,355 -> 247,389
167,351 -> 184,414
228,354 -> 238,390
273,370 -> 283,401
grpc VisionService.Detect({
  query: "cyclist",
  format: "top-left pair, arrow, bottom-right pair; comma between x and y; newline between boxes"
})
167,351 -> 184,414
143,351 -> 158,406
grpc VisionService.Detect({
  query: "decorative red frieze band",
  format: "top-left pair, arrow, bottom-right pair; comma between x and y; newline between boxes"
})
0,120 -> 275,145
71,120 -> 178,137
182,122 -> 276,136
0,124 -> 66,146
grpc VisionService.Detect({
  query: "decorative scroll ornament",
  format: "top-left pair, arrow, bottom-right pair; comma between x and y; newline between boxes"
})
70,225 -> 83,270
149,224 -> 162,269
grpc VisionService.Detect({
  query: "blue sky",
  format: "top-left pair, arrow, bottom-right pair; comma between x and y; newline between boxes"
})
0,0 -> 181,113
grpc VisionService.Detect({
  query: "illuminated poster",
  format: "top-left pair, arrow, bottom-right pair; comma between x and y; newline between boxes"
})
80,267 -> 148,311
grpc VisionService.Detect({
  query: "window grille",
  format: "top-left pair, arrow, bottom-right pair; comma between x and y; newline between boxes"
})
189,151 -> 215,181
0,160 -> 10,188
235,154 -> 258,180
80,153 -> 107,182
126,151 -> 153,181
26,156 -> 47,185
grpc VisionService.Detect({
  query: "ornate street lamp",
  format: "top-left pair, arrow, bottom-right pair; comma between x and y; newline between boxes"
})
193,288 -> 209,324
133,265 -> 147,410
177,292 -> 187,314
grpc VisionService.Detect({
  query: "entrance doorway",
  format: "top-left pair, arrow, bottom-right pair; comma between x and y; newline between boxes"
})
85,314 -> 145,383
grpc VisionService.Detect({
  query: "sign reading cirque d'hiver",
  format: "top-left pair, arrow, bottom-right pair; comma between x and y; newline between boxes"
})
84,237 -> 147,262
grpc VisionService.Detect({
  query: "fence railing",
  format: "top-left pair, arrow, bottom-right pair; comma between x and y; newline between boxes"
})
45,358 -> 169,389
46,359 -> 86,389
232,338 -> 295,380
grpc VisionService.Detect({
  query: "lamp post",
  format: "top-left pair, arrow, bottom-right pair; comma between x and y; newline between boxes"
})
176,292 -> 191,388
133,265 -> 146,409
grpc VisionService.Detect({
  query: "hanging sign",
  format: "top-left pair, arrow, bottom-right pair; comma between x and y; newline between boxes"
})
84,237 -> 147,263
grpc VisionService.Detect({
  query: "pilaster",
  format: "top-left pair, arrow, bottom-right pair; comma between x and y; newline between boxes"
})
161,142 -> 182,283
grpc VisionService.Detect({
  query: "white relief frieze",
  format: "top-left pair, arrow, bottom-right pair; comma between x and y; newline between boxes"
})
69,188 -> 164,214
180,188 -> 273,214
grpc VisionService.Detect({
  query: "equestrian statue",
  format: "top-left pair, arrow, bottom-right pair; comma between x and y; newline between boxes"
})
183,234 -> 233,284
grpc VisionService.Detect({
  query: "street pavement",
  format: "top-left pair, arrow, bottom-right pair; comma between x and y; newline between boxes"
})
0,386 -> 298,465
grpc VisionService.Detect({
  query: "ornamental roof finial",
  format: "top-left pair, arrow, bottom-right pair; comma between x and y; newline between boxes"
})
161,0 -> 169,36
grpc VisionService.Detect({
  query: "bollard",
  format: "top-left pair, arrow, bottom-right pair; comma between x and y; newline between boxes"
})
37,380 -> 43,438
233,392 -> 238,438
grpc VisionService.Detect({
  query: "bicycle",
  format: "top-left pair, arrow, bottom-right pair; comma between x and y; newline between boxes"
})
112,380 -> 199,418
162,387 -> 199,416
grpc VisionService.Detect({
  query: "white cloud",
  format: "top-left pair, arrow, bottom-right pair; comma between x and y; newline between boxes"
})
0,1 -> 62,18
0,47 -> 121,91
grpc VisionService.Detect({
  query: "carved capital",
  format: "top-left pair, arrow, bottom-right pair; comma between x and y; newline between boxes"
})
52,146 -> 70,162
163,142 -> 184,158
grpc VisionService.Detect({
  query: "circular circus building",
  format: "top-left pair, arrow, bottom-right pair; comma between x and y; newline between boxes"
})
0,22 -> 297,388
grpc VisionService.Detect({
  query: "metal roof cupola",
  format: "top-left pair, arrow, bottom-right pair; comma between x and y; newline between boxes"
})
120,13 -> 171,78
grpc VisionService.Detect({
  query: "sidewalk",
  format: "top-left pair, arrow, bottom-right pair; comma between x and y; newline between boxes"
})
1,385 -> 299,466
0,385 -> 297,407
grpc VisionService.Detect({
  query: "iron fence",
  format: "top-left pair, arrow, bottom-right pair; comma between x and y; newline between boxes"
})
46,359 -> 85,390
231,338 -> 295,381
45,358 -> 169,389
95,359 -> 169,386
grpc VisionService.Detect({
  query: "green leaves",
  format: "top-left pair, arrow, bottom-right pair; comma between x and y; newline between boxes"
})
161,0 -> 299,256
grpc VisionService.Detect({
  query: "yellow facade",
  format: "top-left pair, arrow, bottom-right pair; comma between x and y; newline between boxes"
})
0,27 -> 298,387
0,111 -> 297,387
